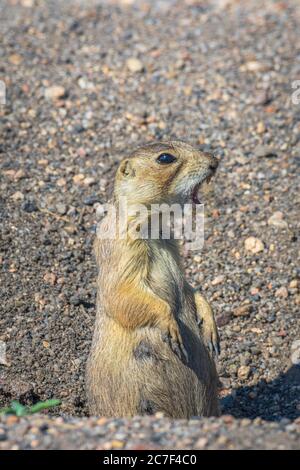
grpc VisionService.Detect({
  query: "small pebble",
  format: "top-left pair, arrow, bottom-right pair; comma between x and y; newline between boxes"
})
126,58 -> 144,73
44,85 -> 66,100
244,237 -> 264,254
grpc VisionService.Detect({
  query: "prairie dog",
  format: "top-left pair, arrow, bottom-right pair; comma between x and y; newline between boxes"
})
86,141 -> 220,418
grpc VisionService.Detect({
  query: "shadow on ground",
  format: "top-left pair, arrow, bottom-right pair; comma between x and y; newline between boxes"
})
221,365 -> 300,422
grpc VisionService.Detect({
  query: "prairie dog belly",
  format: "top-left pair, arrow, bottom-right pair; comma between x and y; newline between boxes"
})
87,309 -> 216,418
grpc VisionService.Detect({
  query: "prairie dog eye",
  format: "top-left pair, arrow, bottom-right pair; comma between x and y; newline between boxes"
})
156,153 -> 176,164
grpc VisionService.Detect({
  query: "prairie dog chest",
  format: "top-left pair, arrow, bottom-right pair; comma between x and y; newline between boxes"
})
148,240 -> 185,311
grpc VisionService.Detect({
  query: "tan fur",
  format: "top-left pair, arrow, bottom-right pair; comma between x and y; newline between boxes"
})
86,141 -> 220,418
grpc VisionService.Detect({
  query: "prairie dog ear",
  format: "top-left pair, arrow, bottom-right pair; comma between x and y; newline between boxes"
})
119,159 -> 135,177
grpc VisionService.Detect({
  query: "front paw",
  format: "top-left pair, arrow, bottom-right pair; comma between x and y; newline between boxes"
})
161,317 -> 188,362
198,317 -> 220,357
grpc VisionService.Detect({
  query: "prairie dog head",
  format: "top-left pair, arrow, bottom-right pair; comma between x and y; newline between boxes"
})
114,141 -> 218,207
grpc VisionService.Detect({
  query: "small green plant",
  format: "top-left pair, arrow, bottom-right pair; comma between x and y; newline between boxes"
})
0,399 -> 61,417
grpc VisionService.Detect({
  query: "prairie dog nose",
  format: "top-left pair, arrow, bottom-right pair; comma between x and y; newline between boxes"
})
209,156 -> 219,171
202,152 -> 219,171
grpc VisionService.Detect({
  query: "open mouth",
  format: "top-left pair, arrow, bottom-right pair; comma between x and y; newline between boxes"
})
191,173 -> 214,204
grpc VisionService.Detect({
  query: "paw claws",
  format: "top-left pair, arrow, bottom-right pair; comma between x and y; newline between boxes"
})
170,336 -> 188,362
200,324 -> 220,358
214,341 -> 221,357
206,336 -> 220,358
180,344 -> 189,363
166,324 -> 188,363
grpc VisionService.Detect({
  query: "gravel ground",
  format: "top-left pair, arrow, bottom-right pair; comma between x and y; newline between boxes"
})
0,414 -> 299,450
0,0 -> 299,450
